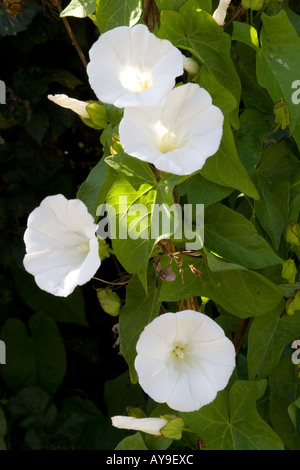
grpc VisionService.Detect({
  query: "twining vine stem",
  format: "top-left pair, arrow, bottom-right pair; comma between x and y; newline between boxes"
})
54,0 -> 88,69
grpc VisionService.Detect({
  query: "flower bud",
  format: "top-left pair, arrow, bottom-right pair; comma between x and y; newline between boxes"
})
286,223 -> 300,246
242,0 -> 264,10
213,0 -> 231,26
286,291 -> 300,316
48,94 -> 89,118
273,100 -> 290,130
282,259 -> 297,284
96,289 -> 121,316
183,57 -> 200,74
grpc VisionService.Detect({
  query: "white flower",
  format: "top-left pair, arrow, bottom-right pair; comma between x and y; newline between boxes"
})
119,83 -> 224,176
134,310 -> 236,412
87,24 -> 184,108
23,194 -> 101,297
111,416 -> 168,436
48,94 -> 89,118
213,0 -> 231,26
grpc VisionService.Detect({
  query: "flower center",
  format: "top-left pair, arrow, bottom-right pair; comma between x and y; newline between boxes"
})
155,122 -> 178,154
159,131 -> 177,153
172,346 -> 185,360
120,67 -> 153,92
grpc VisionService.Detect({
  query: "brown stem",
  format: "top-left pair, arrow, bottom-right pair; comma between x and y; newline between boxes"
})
160,239 -> 199,312
233,318 -> 250,353
54,0 -> 88,69
143,0 -> 160,31
224,4 -> 243,30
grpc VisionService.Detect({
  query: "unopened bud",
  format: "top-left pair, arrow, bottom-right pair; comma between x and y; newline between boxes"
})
183,57 -> 200,74
48,94 -> 89,118
242,0 -> 264,10
282,259 -> 297,284
286,291 -> 300,316
97,289 -> 121,316
286,223 -> 300,246
212,0 -> 231,26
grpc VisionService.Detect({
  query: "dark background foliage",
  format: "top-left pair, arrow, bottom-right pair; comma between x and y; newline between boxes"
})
0,0 -> 135,450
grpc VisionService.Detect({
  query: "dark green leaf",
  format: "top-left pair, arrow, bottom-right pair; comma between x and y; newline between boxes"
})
247,304 -> 300,380
204,202 -> 283,269
115,432 -> 148,450
269,357 -> 300,449
159,255 -> 283,318
234,108 -> 271,175
256,11 -> 300,150
180,380 -> 284,450
0,312 -> 66,394
253,142 -> 295,248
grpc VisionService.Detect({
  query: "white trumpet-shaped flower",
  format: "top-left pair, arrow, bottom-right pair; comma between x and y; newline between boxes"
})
48,94 -> 89,118
87,24 -> 184,108
213,0 -> 231,26
111,416 -> 168,436
119,83 -> 224,176
134,310 -> 236,412
23,194 -> 101,297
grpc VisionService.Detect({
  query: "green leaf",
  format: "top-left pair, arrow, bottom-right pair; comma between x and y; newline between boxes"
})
195,65 -> 237,115
232,22 -> 259,51
60,0 -> 96,17
234,108 -> 271,175
204,202 -> 283,269
159,255 -> 283,318
286,8 -> 300,37
119,268 -> 161,382
252,142 -> 294,249
7,386 -> 55,429
157,0 -> 241,127
155,0 -> 186,10
52,396 -> 114,450
115,432 -> 148,450
289,164 -> 300,223
105,154 -> 180,287
247,305 -> 300,380
186,173 -> 233,208
104,371 -> 146,417
77,157 -> 114,220
234,42 -> 274,114
256,11 -> 300,150
0,2 -> 42,36
200,117 -> 259,199
0,313 -> 66,394
95,0 -> 142,33
269,356 -> 300,450
11,264 -> 88,327
180,380 -> 284,450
